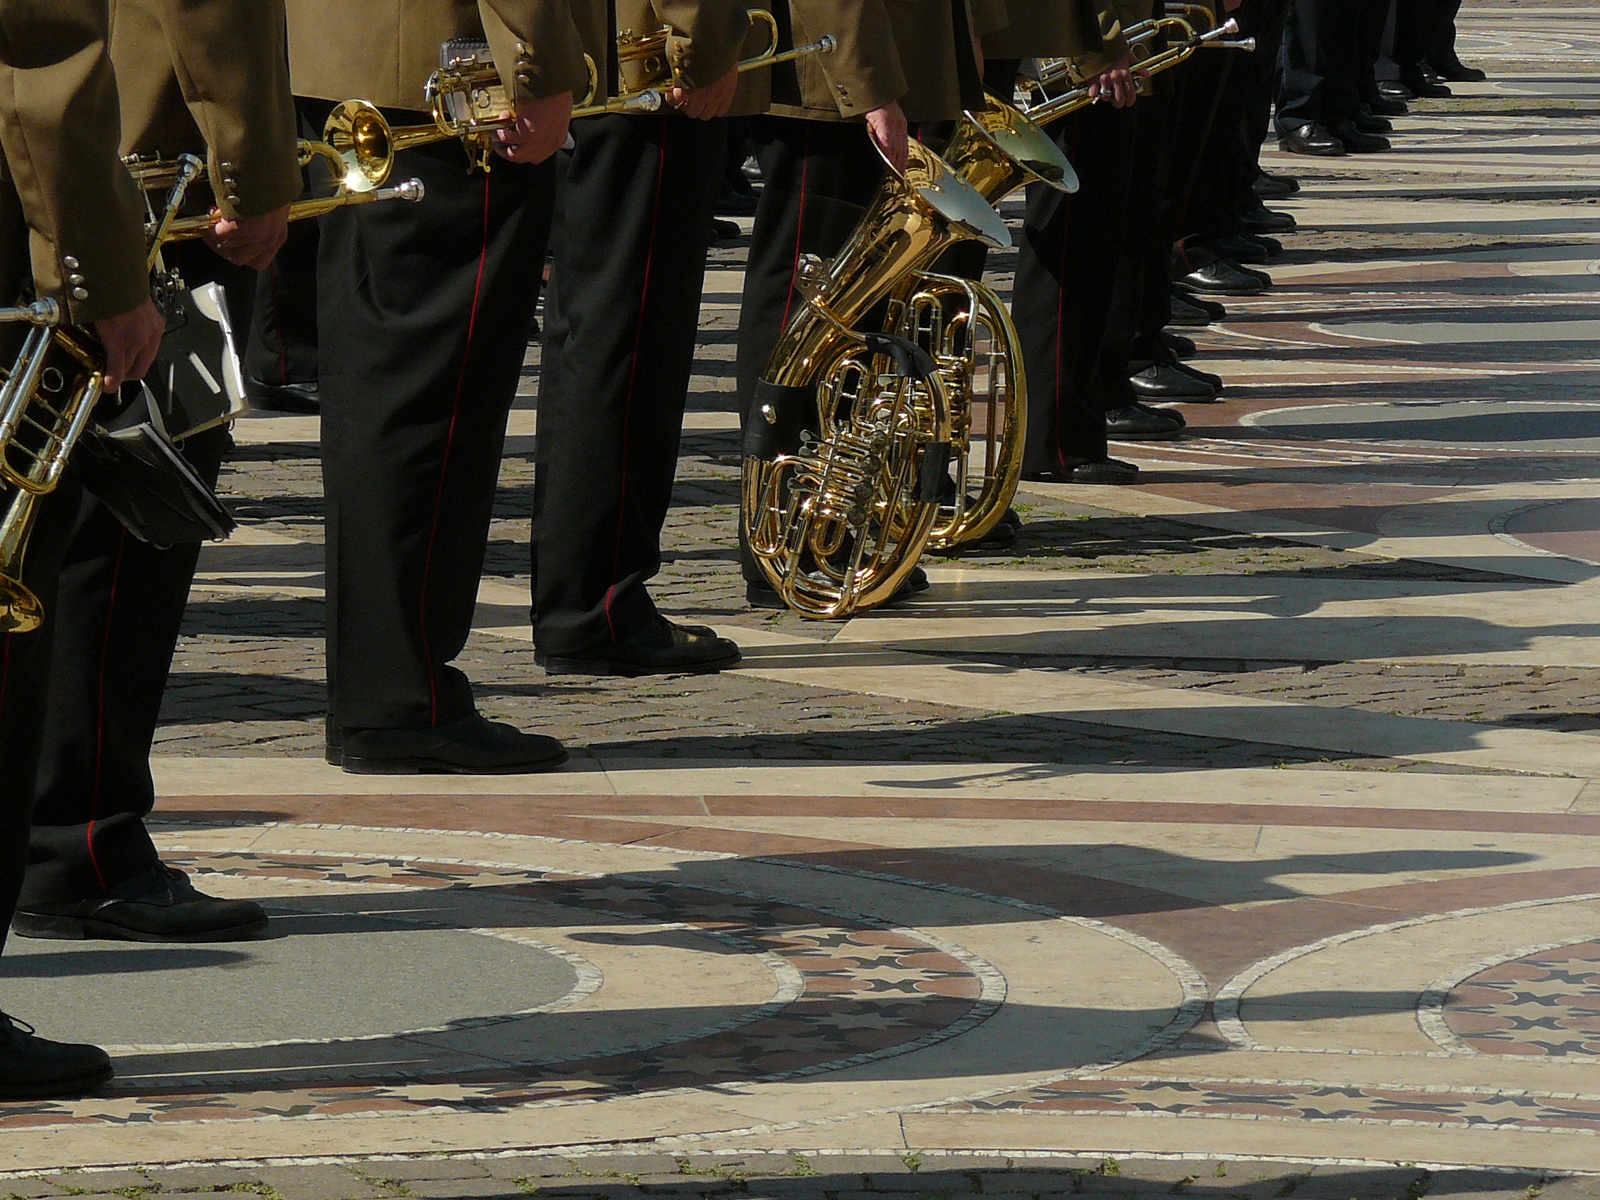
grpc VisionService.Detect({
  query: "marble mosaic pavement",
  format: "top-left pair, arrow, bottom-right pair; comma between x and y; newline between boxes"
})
5,0 -> 1600,1183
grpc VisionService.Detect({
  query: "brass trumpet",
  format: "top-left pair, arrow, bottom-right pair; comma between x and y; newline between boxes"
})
329,13 -> 835,192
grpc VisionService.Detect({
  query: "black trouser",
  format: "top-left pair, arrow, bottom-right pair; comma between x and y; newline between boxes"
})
1094,92 -> 1172,413
1278,0 -> 1387,130
532,112 -> 724,653
244,219 -> 318,389
0,480 -> 79,950
319,109 -> 555,731
1394,0 -> 1458,69
21,242 -> 248,907
1014,102 -> 1139,472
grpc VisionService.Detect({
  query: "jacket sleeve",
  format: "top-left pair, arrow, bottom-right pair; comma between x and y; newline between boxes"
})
966,0 -> 1009,38
0,0 -> 149,324
482,0 -> 593,103
652,0 -> 750,90
788,0 -> 907,116
148,0 -> 301,219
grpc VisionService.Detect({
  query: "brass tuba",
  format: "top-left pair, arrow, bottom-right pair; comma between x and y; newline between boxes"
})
742,142 -> 1010,617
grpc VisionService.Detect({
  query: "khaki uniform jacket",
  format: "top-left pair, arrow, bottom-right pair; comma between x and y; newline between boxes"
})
739,0 -> 987,124
983,0 -> 1150,76
111,0 -> 301,221
0,0 -> 149,324
287,0 -> 592,114
602,0 -> 753,100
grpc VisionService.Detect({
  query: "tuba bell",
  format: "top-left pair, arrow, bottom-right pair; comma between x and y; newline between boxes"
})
742,141 -> 1010,617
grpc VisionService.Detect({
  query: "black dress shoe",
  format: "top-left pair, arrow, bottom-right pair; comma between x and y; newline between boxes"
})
1175,361 -> 1225,393
341,713 -> 568,774
1378,79 -> 1414,103
245,377 -> 320,414
1211,233 -> 1269,264
1130,363 -> 1219,401
1160,330 -> 1197,359
1278,121 -> 1345,157
1429,55 -> 1486,83
0,1014 -> 111,1100
1105,404 -> 1183,441
1329,120 -> 1391,153
13,865 -> 268,942
1243,233 -> 1283,258
1252,174 -> 1294,200
1167,291 -> 1214,327
1400,64 -> 1452,97
1351,111 -> 1393,134
1236,261 -> 1273,288
1175,260 -> 1266,297
1240,205 -> 1298,234
1364,94 -> 1408,117
1024,456 -> 1140,484
538,615 -> 741,676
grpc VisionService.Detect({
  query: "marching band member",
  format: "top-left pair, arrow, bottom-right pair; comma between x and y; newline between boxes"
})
0,0 -> 165,1096
529,0 -> 751,675
14,0 -> 300,944
732,0 -> 994,607
290,0 -> 589,772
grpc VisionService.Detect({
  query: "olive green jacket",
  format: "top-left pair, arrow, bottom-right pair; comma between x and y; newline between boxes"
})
286,0 -> 592,113
111,0 -> 301,220
0,0 -> 149,324
739,0 -> 987,123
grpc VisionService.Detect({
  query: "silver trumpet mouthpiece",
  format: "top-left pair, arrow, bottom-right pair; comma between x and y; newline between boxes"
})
819,35 -> 837,53
1219,18 -> 1241,34
385,179 -> 426,203
0,299 -> 61,327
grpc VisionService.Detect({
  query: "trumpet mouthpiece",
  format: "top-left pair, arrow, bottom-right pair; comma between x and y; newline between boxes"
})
819,35 -> 837,53
1236,37 -> 1258,50
390,179 -> 426,203
1219,17 -> 1240,34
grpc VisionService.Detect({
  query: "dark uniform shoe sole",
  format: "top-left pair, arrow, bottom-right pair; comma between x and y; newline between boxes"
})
342,747 -> 569,774
536,649 -> 740,677
12,907 -> 268,943
339,716 -> 569,775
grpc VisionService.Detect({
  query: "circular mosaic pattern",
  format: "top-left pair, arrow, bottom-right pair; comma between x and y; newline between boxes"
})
0,850 -> 1001,1131
1443,940 -> 1600,1056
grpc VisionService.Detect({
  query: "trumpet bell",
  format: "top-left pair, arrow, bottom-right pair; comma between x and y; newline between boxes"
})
323,99 -> 393,193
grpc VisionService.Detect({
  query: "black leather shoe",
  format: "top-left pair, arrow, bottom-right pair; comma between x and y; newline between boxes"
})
1364,93 -> 1408,117
1236,262 -> 1273,288
1160,330 -> 1197,358
1210,233 -> 1269,265
1240,205 -> 1298,234
341,713 -> 568,774
1378,79 -> 1414,103
1176,361 -> 1224,392
1329,121 -> 1391,153
1106,403 -> 1183,440
1278,121 -> 1345,157
1351,110 -> 1393,134
1430,55 -> 1486,83
1400,64 -> 1452,97
1167,291 -> 1214,327
1025,456 -> 1139,484
13,865 -> 268,942
1243,233 -> 1283,259
538,615 -> 741,676
1252,174 -> 1294,200
0,1014 -> 111,1100
1175,260 -> 1266,297
245,377 -> 319,414
1130,363 -> 1218,401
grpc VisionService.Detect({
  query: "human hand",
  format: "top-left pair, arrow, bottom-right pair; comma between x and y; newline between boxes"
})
203,204 -> 290,270
666,66 -> 739,119
92,298 -> 166,391
1089,53 -> 1139,108
865,101 -> 909,174
493,91 -> 575,164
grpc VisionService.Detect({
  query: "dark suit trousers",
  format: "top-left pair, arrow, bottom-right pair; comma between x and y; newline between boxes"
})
1278,0 -> 1385,129
732,116 -> 887,583
245,219 -> 318,389
533,113 -> 724,654
1014,103 -> 1139,472
22,241 -> 248,907
0,480 -> 78,950
320,130 -> 554,730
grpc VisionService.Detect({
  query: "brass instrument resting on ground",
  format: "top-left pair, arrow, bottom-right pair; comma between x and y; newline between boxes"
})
742,143 -> 1010,618
330,13 -> 835,191
0,126 -> 422,634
